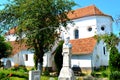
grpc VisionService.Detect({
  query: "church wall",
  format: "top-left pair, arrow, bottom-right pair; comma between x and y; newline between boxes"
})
96,16 -> 113,35
71,54 -> 92,68
67,16 -> 97,39
13,50 -> 34,66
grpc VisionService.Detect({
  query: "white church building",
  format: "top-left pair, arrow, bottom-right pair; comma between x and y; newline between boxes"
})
3,5 -> 116,73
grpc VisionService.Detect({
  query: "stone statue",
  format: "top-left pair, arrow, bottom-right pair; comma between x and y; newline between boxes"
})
63,33 -> 72,49
58,33 -> 75,80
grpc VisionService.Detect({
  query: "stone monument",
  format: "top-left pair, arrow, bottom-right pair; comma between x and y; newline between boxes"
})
5,60 -> 11,69
29,61 -> 41,80
58,35 -> 75,80
29,70 -> 40,80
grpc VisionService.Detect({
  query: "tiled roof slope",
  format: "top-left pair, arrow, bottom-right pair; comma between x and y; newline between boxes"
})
70,37 -> 97,55
68,5 -> 112,20
9,41 -> 28,56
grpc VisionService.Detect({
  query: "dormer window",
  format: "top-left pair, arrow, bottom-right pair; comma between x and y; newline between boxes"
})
74,29 -> 79,39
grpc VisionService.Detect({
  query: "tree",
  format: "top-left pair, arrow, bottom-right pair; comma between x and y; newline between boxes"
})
96,33 -> 120,72
0,0 -> 76,69
0,35 -> 12,59
54,40 -> 63,75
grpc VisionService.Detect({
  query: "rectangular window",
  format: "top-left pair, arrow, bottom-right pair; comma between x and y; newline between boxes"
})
103,47 -> 106,55
25,54 -> 28,61
75,29 -> 79,39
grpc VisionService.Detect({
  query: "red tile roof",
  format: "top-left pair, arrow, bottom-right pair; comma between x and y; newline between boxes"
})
9,38 -> 97,56
70,37 -> 97,55
9,41 -> 28,56
67,5 -> 112,20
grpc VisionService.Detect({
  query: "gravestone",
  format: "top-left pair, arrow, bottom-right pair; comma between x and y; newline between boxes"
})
58,36 -> 75,80
29,70 -> 40,80
29,61 -> 41,80
5,60 -> 11,68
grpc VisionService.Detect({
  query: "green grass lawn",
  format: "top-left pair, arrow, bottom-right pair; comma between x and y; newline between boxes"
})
91,67 -> 110,78
0,66 -> 110,80
0,69 -> 58,80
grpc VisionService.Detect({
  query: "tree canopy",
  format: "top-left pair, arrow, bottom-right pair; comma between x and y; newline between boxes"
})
0,0 -> 76,69
0,35 -> 12,59
96,33 -> 120,72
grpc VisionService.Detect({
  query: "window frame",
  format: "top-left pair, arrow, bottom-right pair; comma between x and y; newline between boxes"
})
25,54 -> 28,61
74,29 -> 79,39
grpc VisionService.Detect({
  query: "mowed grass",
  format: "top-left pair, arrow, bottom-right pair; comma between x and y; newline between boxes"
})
0,69 -> 58,80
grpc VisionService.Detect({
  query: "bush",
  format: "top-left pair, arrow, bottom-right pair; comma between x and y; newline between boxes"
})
109,47 -> 120,72
11,66 -> 27,72
110,71 -> 120,80
0,73 -> 8,79
54,41 -> 63,75
43,70 -> 50,76
101,72 -> 108,77
91,72 -> 96,77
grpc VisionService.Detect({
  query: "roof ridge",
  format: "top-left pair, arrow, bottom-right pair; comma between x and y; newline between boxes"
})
67,5 -> 112,20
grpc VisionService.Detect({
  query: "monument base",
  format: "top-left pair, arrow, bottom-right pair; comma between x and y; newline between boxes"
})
58,67 -> 75,80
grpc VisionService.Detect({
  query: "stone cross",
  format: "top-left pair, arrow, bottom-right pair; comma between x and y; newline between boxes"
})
58,35 -> 75,80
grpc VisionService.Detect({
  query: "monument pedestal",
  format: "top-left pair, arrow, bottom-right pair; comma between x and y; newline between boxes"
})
59,67 -> 75,80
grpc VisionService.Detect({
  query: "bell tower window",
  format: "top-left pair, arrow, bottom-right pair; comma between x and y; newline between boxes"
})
74,29 -> 79,39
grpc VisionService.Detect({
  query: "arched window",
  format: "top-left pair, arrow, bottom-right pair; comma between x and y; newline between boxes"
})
74,29 -> 79,39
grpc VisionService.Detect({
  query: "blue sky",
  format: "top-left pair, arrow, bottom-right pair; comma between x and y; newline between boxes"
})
0,0 -> 120,35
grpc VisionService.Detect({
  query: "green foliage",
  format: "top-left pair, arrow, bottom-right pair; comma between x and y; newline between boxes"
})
42,70 -> 50,76
0,35 -> 12,59
54,40 -> 64,75
96,33 -> 120,79
95,33 -> 120,50
0,69 -> 28,80
109,71 -> 120,80
41,76 -> 58,80
109,46 -> 120,72
0,69 -> 58,80
0,72 -> 8,79
101,71 -> 108,77
11,66 -> 28,72
91,67 -> 109,78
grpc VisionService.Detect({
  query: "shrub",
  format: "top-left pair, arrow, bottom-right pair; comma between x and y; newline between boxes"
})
109,71 -> 120,80
11,65 -> 27,72
54,41 -> 63,75
101,72 -> 108,77
43,70 -> 50,76
91,72 -> 96,77
0,73 -> 8,79
109,47 -> 120,72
